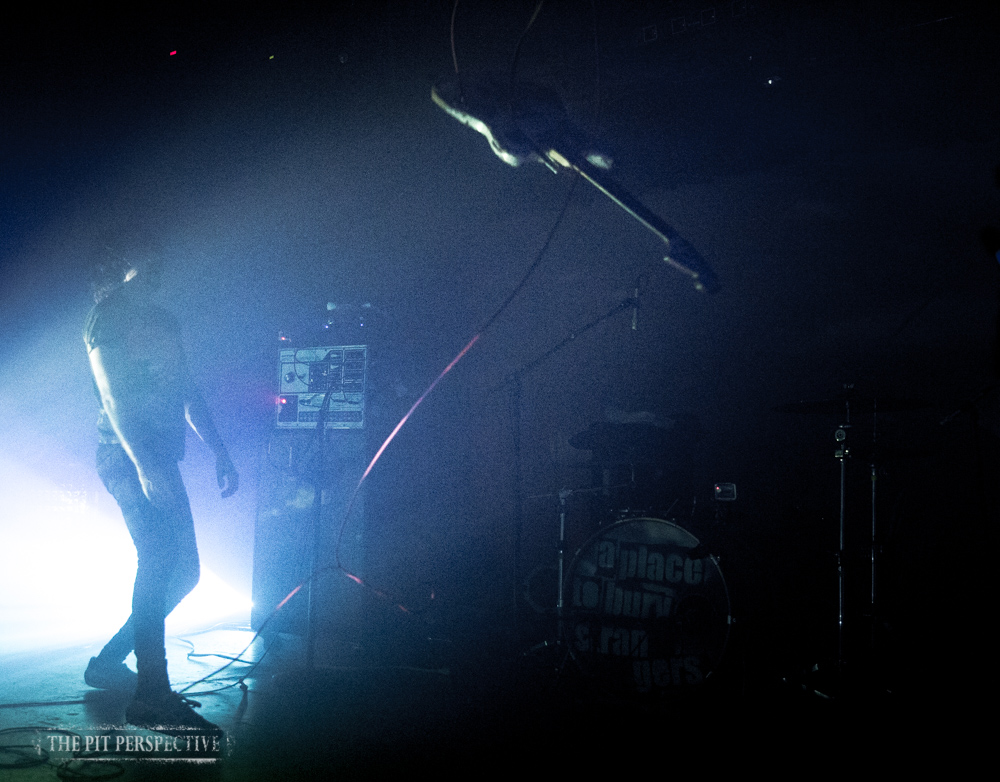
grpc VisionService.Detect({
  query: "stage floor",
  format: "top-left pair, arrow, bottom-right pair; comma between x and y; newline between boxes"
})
0,619 -> 977,780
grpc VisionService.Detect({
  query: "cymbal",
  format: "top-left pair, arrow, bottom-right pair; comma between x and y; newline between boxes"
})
569,418 -> 703,456
774,396 -> 929,415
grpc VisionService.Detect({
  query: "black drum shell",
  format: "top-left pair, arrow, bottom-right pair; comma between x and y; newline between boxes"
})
565,517 -> 730,696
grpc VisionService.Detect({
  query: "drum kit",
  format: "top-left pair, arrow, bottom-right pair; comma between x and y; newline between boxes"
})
525,387 -> 927,701
522,417 -> 732,700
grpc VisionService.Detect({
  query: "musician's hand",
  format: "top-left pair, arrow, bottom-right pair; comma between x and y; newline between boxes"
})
216,452 -> 239,498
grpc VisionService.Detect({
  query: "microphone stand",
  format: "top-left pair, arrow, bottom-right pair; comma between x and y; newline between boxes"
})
495,296 -> 637,651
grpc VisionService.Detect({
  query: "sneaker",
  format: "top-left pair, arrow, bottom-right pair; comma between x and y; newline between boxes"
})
126,691 -> 223,737
84,656 -> 138,692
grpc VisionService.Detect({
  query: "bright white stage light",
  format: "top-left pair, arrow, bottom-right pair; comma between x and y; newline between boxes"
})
165,565 -> 252,635
0,457 -> 249,653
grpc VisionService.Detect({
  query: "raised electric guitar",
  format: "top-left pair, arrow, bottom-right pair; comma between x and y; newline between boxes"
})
432,74 -> 719,294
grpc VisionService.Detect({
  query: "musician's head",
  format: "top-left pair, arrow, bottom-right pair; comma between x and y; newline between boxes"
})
90,245 -> 164,302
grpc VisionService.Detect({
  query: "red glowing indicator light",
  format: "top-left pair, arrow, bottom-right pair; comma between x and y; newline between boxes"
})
169,50 -> 177,56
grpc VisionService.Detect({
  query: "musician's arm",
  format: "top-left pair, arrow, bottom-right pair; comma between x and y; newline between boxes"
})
184,377 -> 239,498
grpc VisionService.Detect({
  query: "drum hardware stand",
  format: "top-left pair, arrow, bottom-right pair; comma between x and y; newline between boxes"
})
776,388 -> 930,699
833,419 -> 850,691
516,488 -> 576,691
521,482 -> 630,653
864,397 -> 880,659
556,488 -> 570,644
788,393 -> 853,700
868,458 -> 879,653
864,401 -> 895,689
816,395 -> 891,698
850,399 -> 893,692
519,488 -> 575,675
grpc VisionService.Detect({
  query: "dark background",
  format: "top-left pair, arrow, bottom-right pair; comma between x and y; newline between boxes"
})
2,1 -> 997,697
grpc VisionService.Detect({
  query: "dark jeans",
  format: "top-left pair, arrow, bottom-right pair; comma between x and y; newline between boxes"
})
96,443 -> 200,694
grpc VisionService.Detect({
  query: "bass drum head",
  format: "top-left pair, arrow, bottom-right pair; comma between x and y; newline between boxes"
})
565,518 -> 730,696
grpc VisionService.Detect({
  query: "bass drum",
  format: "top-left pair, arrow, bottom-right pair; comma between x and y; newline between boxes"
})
565,517 -> 730,696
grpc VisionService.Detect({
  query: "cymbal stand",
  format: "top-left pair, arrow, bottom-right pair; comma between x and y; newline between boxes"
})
865,400 -> 891,680
869,402 -> 879,653
556,488 -> 570,644
833,405 -> 852,690
832,395 -> 887,694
